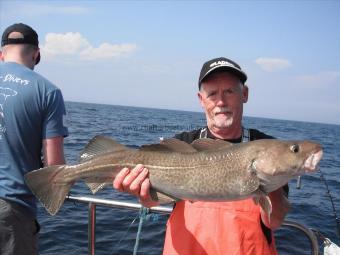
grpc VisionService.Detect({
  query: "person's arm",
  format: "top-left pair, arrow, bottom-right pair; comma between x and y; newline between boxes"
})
43,136 -> 65,166
260,187 -> 290,230
113,164 -> 160,208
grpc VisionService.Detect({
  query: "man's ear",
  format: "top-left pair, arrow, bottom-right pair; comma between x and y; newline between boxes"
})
243,85 -> 249,103
198,91 -> 205,108
34,50 -> 40,65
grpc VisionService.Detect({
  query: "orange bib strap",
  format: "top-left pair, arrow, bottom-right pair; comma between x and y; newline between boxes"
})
163,200 -> 278,255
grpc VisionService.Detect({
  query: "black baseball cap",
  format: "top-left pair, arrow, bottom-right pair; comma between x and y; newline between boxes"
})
198,57 -> 247,89
1,23 -> 40,64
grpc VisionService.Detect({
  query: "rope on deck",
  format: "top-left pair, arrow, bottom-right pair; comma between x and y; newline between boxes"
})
133,206 -> 149,255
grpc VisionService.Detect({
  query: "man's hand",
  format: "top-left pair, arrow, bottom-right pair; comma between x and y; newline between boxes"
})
113,164 -> 160,208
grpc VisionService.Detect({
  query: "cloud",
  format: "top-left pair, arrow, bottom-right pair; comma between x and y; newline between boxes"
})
255,57 -> 291,72
40,32 -> 137,60
80,43 -> 137,60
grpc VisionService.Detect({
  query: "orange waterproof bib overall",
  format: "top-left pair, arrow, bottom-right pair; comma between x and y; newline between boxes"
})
163,199 -> 278,255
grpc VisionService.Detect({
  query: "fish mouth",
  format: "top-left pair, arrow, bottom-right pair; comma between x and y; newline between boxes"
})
303,149 -> 323,172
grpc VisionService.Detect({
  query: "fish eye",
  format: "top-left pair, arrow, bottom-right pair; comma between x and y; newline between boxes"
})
290,144 -> 300,153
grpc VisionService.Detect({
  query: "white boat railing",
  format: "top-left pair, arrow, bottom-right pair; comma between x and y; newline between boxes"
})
66,195 -> 320,255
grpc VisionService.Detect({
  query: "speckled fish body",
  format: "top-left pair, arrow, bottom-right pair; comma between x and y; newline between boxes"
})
25,136 -> 323,215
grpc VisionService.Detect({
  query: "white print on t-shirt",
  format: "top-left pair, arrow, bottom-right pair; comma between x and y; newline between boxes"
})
0,87 -> 18,139
0,74 -> 30,86
0,73 -> 29,139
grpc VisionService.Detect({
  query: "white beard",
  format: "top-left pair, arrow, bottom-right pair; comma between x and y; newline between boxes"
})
212,107 -> 234,128
213,115 -> 233,128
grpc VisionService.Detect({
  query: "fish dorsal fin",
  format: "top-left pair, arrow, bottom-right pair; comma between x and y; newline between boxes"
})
140,143 -> 174,152
191,138 -> 233,151
140,138 -> 197,153
161,138 -> 197,153
79,135 -> 129,162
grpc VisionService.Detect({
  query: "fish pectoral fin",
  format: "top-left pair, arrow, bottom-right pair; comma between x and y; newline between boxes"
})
150,189 -> 178,204
253,194 -> 272,220
141,138 -> 197,153
85,177 -> 112,194
79,135 -> 130,162
191,138 -> 233,151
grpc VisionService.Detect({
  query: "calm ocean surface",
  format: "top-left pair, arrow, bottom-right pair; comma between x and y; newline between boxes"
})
38,101 -> 340,255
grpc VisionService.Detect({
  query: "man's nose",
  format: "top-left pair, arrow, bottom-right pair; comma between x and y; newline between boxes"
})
215,93 -> 227,106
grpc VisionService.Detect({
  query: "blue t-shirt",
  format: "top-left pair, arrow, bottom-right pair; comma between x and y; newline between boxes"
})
0,62 -> 68,217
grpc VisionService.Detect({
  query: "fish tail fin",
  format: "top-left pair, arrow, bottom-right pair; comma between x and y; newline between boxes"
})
25,165 -> 71,215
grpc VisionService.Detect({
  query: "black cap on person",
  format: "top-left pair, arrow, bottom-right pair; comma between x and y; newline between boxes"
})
1,23 -> 40,64
198,57 -> 247,89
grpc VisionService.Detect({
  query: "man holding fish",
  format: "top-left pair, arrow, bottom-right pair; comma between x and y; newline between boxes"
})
24,57 -> 322,254
113,57 -> 300,254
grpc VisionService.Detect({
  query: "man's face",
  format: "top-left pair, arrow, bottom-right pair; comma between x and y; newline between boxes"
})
198,72 -> 248,131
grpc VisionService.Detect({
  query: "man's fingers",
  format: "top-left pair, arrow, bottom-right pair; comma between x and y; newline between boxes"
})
113,165 -> 158,208
140,178 -> 151,199
113,167 -> 130,191
113,164 -> 149,196
139,179 -> 160,208
121,164 -> 144,189
129,167 -> 149,195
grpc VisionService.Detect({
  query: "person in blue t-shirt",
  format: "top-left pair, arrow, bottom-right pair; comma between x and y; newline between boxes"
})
0,23 -> 69,255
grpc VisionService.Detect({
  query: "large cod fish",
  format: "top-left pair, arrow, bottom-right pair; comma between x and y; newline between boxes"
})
25,136 -> 323,216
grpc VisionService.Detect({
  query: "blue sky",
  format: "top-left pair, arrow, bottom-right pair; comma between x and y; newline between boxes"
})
1,0 -> 339,125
